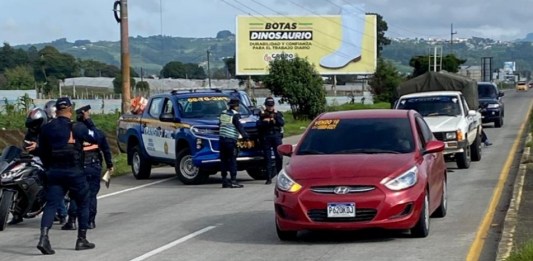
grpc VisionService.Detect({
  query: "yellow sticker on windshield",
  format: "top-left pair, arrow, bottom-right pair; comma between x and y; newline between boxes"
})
187,97 -> 229,102
312,119 -> 340,130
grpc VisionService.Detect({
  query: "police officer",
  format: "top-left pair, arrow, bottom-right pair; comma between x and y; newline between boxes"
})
219,98 -> 249,188
36,97 -> 97,255
258,97 -> 285,185
62,106 -> 113,230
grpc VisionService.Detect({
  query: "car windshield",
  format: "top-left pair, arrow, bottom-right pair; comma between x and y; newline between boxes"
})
177,96 -> 251,118
397,96 -> 461,117
478,84 -> 498,99
296,118 -> 414,155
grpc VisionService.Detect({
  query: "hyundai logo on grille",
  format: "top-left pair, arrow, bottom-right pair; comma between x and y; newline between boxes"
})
333,186 -> 350,194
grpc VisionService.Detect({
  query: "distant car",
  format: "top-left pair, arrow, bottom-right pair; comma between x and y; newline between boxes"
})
516,81 -> 528,91
477,82 -> 504,128
274,110 -> 447,240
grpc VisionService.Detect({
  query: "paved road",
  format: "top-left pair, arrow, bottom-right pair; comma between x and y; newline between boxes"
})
0,89 -> 531,261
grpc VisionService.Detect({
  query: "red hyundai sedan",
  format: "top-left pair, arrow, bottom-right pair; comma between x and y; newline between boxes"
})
274,109 -> 447,240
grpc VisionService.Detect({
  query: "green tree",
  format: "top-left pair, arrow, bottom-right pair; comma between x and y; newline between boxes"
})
4,65 -> 35,90
36,46 -> 79,82
79,59 -> 120,77
113,71 -> 136,95
160,61 -> 205,79
368,13 -> 392,58
135,80 -> 150,96
368,58 -> 404,105
409,54 -> 467,77
263,55 -> 326,120
0,43 -> 29,73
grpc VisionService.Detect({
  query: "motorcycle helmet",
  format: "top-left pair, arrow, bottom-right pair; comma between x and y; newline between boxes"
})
25,108 -> 48,132
44,100 -> 56,119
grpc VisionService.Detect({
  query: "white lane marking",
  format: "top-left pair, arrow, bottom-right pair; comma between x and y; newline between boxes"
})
129,225 -> 217,261
97,177 -> 176,199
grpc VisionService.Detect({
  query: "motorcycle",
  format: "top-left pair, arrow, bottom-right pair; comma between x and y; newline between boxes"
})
0,146 -> 46,231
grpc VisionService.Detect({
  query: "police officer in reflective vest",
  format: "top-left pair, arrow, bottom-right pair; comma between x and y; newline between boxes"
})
219,98 -> 249,188
36,97 -> 98,255
258,97 -> 285,184
62,105 -> 113,231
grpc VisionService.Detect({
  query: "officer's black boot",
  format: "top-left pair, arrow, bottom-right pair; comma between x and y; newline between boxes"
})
37,227 -> 55,255
61,216 -> 77,230
265,166 -> 273,185
221,177 -> 231,188
75,229 -> 95,251
88,219 -> 95,229
7,214 -> 23,225
230,178 -> 244,188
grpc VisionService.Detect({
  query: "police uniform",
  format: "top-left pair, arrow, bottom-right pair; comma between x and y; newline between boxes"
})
62,126 -> 113,230
36,97 -> 97,255
219,98 -> 249,188
258,97 -> 285,184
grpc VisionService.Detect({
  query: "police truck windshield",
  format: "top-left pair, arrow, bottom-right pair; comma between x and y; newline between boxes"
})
177,97 -> 250,118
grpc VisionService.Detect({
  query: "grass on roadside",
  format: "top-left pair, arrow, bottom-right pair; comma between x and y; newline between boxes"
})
507,241 -> 533,261
108,152 -> 131,177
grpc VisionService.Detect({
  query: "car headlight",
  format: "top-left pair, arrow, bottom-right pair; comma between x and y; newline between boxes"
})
276,169 -> 302,193
487,104 -> 500,109
445,132 -> 457,140
191,127 -> 217,135
384,166 -> 418,191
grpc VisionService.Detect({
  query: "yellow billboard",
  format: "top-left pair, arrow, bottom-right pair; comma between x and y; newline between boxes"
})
236,7 -> 377,75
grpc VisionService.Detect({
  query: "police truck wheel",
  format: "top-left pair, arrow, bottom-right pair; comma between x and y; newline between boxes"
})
175,148 -> 208,185
0,190 -> 15,231
131,145 -> 152,179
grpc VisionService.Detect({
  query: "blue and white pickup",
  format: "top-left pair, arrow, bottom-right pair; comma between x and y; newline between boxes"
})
116,89 -> 268,184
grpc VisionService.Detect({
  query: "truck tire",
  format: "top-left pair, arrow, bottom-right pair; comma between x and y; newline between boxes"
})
175,148 -> 208,185
131,145 -> 152,179
0,190 -> 14,231
495,117 -> 503,128
456,139 -> 471,169
470,133 -> 482,162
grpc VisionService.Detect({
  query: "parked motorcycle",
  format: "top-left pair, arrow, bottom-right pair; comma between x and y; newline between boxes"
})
0,146 -> 46,231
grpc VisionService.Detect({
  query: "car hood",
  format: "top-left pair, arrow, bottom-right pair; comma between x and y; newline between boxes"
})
287,154 -> 416,180
478,98 -> 499,106
423,116 -> 462,132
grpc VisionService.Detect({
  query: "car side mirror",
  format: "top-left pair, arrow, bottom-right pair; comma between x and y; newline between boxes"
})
468,110 -> 477,117
498,91 -> 504,97
160,113 -> 178,123
251,108 -> 261,116
277,144 -> 293,157
424,140 -> 445,155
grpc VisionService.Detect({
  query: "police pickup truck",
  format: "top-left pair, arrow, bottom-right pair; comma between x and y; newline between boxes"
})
116,89 -> 267,184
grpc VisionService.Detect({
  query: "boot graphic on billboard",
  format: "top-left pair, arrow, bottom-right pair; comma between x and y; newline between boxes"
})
320,4 -> 365,69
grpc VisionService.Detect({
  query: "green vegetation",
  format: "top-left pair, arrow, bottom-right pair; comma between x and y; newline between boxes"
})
507,241 -> 533,261
263,56 -> 326,120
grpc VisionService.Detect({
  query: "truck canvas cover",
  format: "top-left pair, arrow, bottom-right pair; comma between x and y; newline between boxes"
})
396,71 -> 479,109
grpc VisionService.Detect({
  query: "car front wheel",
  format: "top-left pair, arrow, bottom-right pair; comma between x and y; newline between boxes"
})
411,191 -> 430,238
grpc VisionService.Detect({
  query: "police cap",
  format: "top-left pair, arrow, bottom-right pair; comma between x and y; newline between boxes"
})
55,97 -> 72,110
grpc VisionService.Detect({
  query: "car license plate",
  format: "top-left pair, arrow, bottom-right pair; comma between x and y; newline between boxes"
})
327,202 -> 355,218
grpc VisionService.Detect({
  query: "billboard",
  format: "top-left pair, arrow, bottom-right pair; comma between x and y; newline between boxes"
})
236,5 -> 377,75
503,61 -> 515,73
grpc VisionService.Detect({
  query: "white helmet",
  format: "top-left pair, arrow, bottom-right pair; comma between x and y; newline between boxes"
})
44,100 -> 56,119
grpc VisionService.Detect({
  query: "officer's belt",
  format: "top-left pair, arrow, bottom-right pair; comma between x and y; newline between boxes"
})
84,152 -> 101,165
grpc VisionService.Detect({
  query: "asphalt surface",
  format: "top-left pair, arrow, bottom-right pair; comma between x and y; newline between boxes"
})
0,89 -> 531,261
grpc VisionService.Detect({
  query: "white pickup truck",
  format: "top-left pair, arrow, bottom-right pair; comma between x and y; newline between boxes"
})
394,72 -> 482,169
394,91 -> 482,169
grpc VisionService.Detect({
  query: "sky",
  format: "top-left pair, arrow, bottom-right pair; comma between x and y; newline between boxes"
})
1,0 -> 532,46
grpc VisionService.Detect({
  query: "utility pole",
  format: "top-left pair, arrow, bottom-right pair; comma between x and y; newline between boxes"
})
207,50 -> 211,87
450,23 -> 457,54
114,0 -> 131,114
